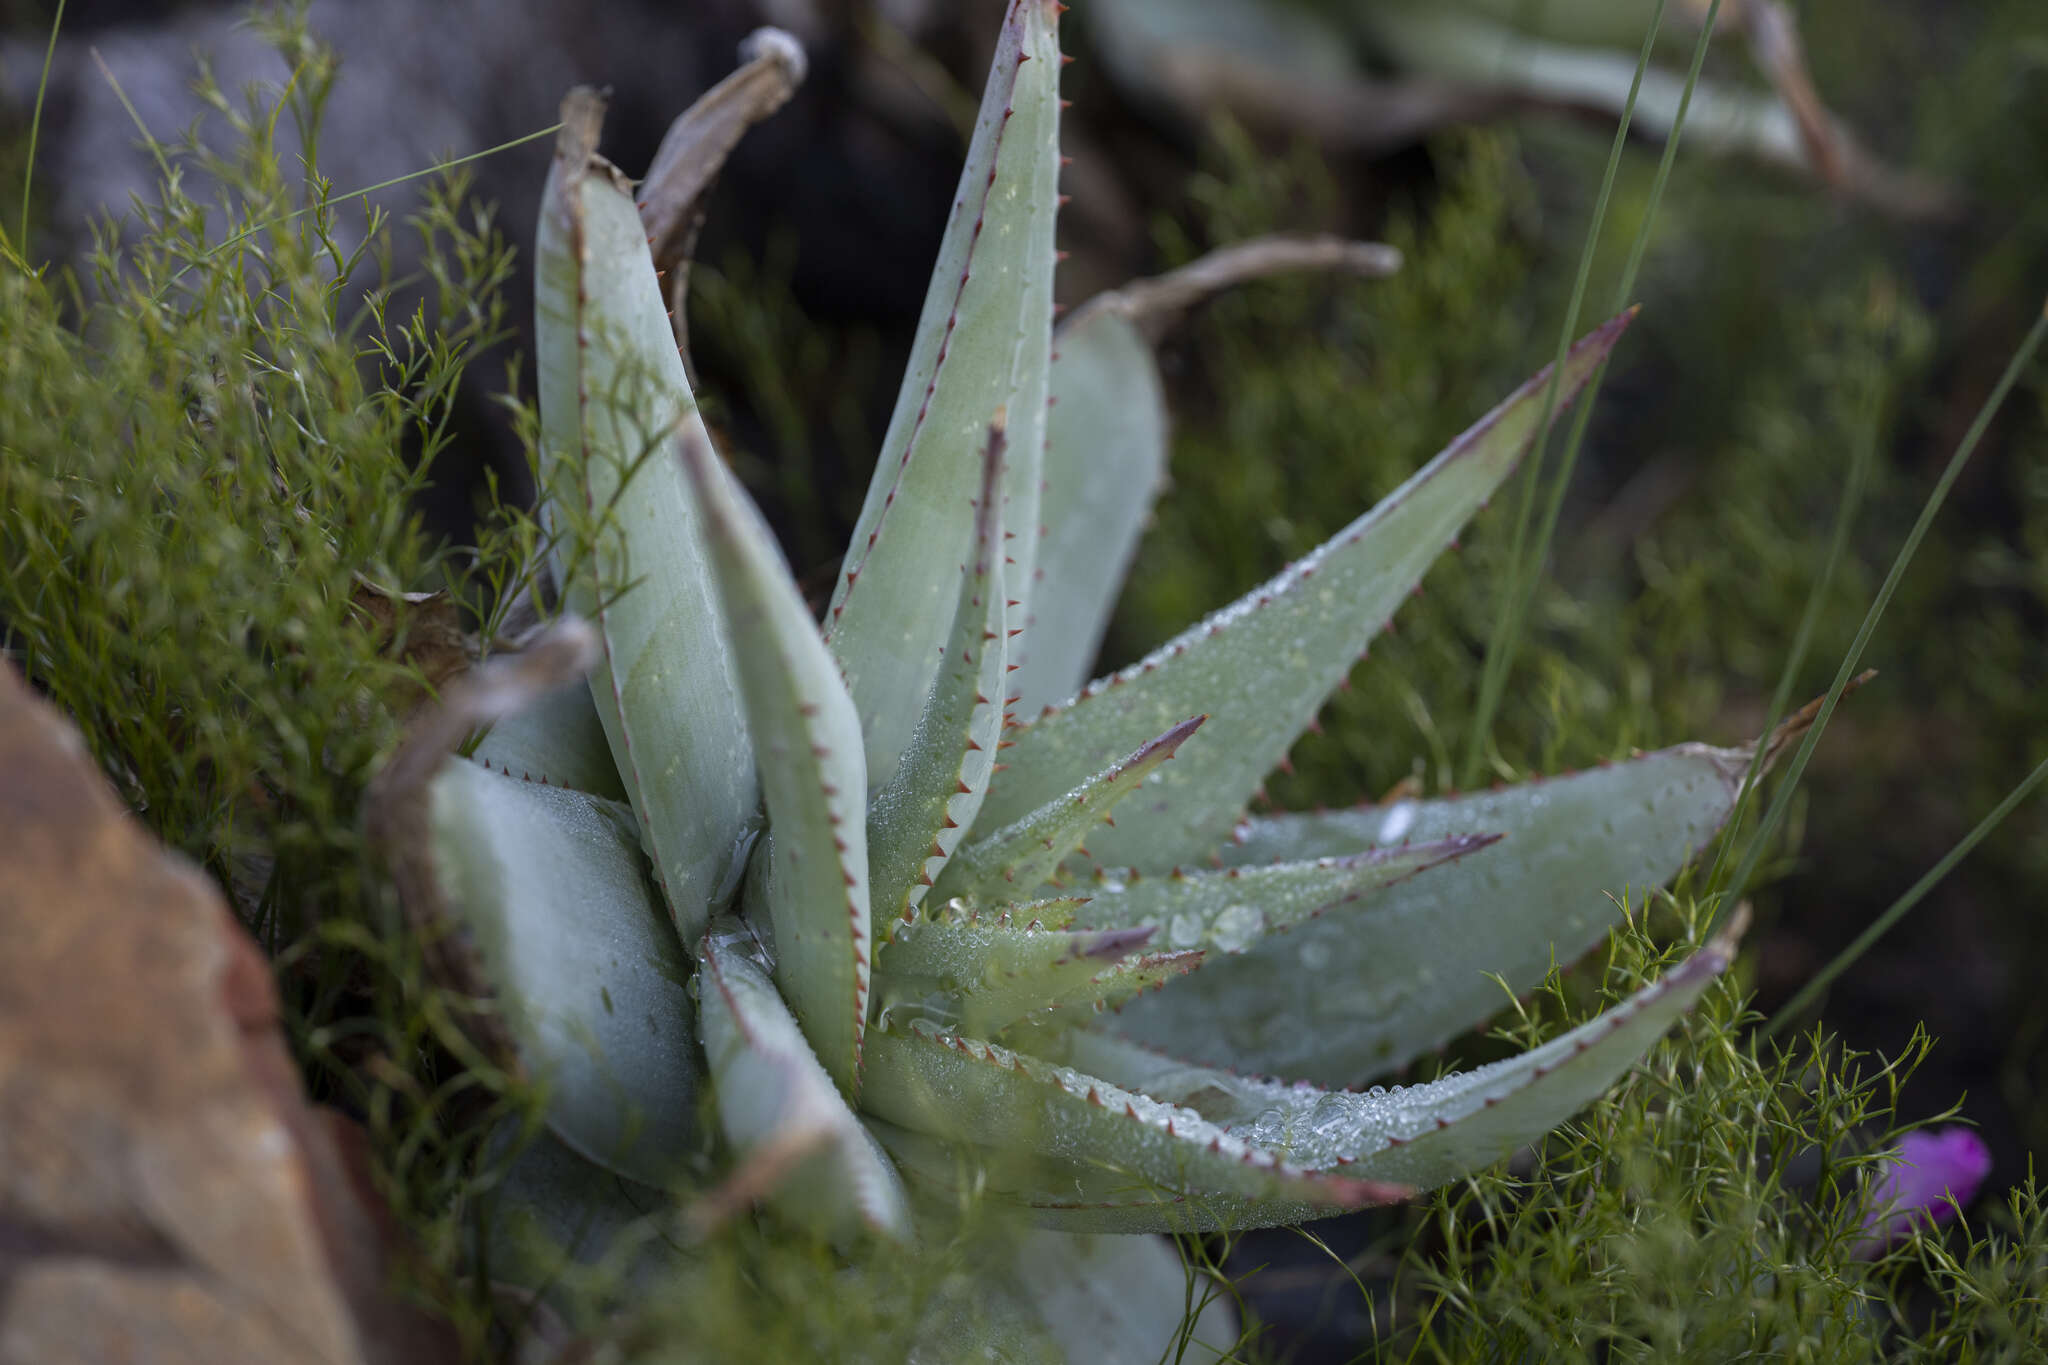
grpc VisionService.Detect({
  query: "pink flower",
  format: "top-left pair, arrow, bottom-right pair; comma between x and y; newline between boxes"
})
1852,1126 -> 1992,1259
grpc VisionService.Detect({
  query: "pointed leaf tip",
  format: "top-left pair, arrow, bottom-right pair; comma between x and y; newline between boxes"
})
825,0 -> 1061,785
938,715 -> 1205,898
984,312 -> 1634,872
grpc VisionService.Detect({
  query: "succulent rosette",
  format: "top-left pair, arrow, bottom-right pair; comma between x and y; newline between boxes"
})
374,4 -> 1759,1354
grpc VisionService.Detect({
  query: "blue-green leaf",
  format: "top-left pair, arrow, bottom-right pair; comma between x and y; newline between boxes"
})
866,423 -> 1009,935
1020,234 -> 1402,718
824,0 -> 1063,786
1064,913 -> 1743,1190
936,715 -> 1206,899
535,92 -> 756,940
861,1022 -> 1405,1222
1070,834 -> 1494,956
1109,740 -> 1749,1083
1015,304 -> 1166,717
698,924 -> 912,1244
680,432 -> 873,1099
469,679 -> 627,801
426,758 -> 698,1188
872,906 -> 1193,1036
979,312 -> 1636,872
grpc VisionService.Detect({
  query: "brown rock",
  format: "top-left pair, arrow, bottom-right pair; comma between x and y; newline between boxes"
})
0,662 -> 456,1365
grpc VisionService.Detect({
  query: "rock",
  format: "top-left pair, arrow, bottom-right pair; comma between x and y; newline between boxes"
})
0,661 -> 456,1365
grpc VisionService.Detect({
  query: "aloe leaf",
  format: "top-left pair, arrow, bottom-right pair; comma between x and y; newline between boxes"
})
824,0 -> 1062,785
971,1229 -> 1241,1364
878,908 -> 1154,984
860,1022 -> 1404,1218
1021,236 -> 1406,720
869,1118 -> 1363,1234
485,1126 -> 682,1297
1065,915 -> 1742,1187
1016,306 -> 1166,717
879,917 -> 1739,1232
1011,948 -> 1206,1028
866,424 -> 1009,934
1107,740 -> 1748,1084
697,924 -> 912,1243
679,433 -> 873,1099
980,312 -> 1635,872
936,715 -> 1206,899
1364,5 -> 1794,163
872,909 -> 1196,1035
426,758 -> 698,1187
1070,834 -> 1496,955
535,92 -> 757,940
468,679 -> 627,801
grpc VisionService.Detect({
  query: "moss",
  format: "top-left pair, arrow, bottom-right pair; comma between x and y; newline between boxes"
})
1382,898 -> 2048,1363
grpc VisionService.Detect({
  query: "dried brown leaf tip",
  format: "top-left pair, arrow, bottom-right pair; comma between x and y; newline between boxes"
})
0,661 -> 454,1364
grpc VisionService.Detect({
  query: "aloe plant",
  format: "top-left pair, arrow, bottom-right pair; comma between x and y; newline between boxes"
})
376,5 -> 1763,1353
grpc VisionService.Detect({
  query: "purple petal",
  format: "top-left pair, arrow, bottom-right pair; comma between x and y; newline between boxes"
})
1852,1126 -> 1992,1258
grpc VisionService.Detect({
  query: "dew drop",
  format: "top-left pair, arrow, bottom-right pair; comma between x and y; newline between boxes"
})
1167,911 -> 1204,949
1211,903 -> 1265,954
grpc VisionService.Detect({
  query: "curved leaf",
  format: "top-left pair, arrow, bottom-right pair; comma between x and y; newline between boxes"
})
885,916 -> 1740,1232
860,1022 -> 1404,1222
698,925 -> 912,1244
469,679 -> 627,800
979,312 -> 1635,873
936,715 -> 1205,899
824,0 -> 1063,785
1069,834 -> 1495,955
1065,914 -> 1742,1189
535,92 -> 756,940
1015,305 -> 1166,716
873,909 -> 1193,1036
970,1229 -> 1241,1364
484,1126 -> 682,1297
427,758 -> 698,1187
868,1115 -> 1392,1236
866,424 -> 1009,933
1109,741 -> 1748,1083
680,432 -> 872,1099
1018,234 -> 1404,718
